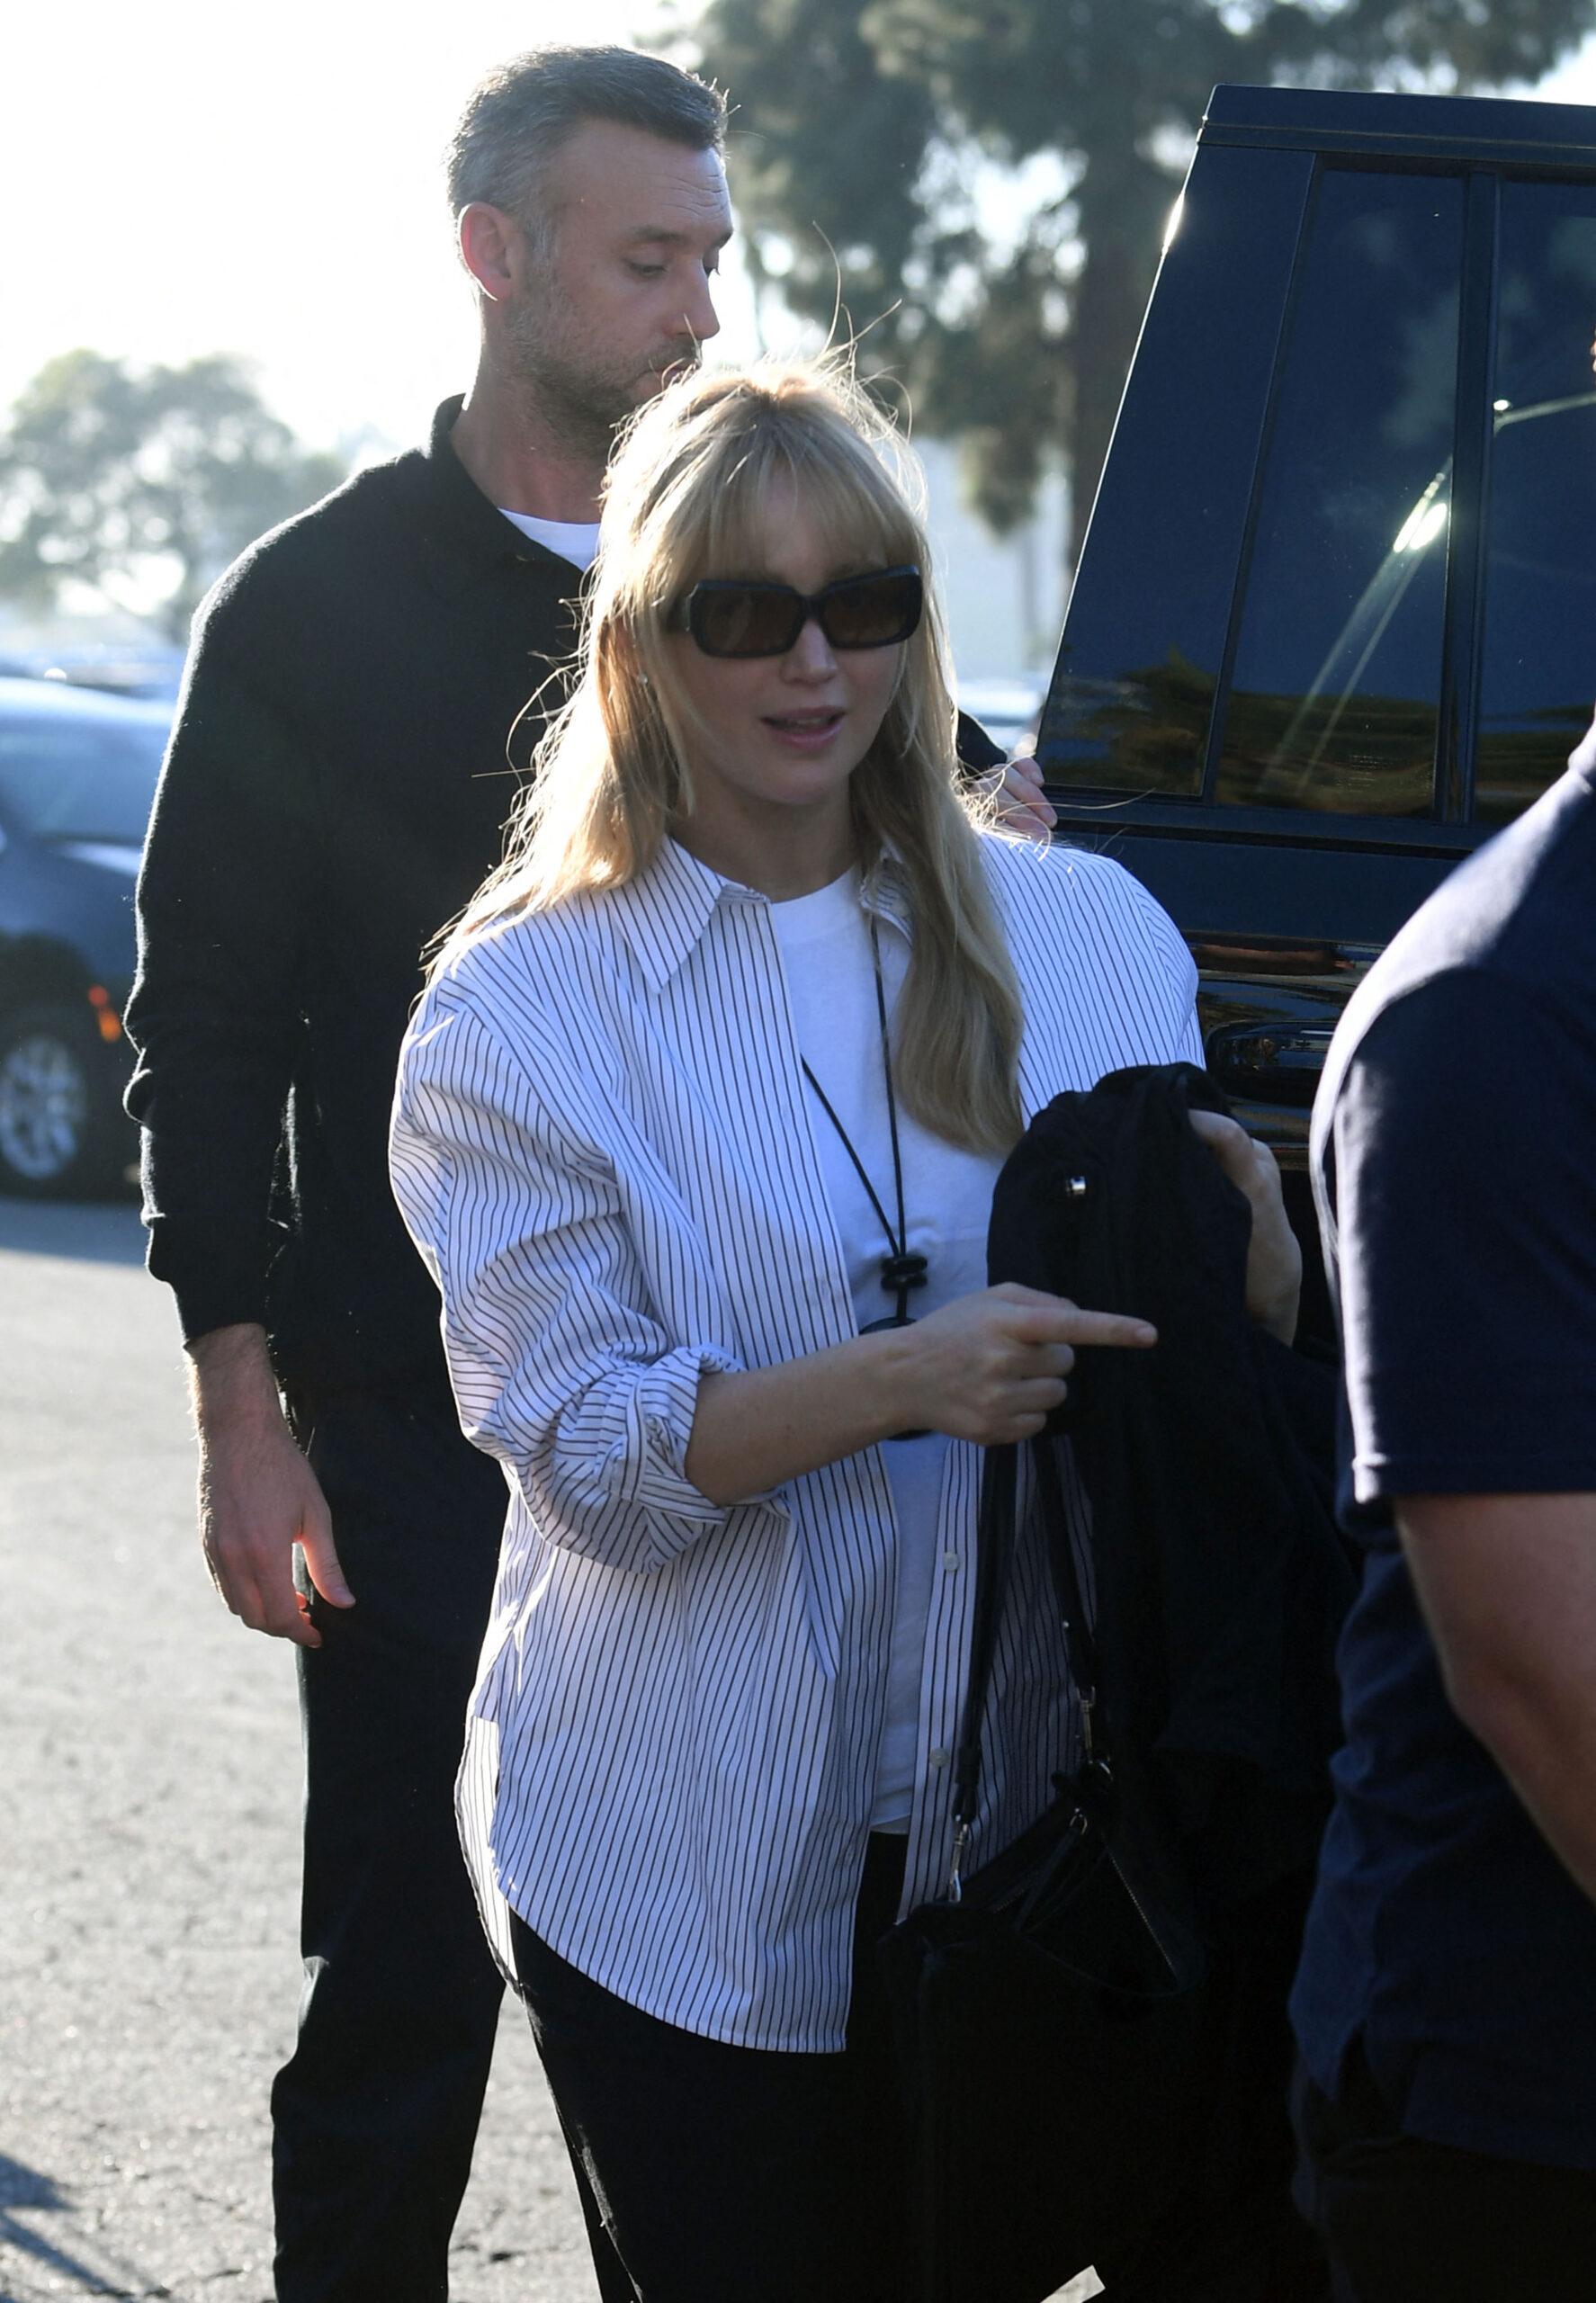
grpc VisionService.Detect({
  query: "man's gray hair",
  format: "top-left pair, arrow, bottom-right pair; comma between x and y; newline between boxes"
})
446,46 -> 727,245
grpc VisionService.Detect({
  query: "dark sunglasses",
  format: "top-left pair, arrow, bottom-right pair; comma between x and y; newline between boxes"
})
673,565 -> 923,658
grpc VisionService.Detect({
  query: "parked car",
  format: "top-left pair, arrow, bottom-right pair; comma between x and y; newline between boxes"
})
0,675 -> 169,1196
1037,82 -> 1596,1327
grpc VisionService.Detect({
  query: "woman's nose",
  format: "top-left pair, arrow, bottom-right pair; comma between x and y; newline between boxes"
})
783,612 -> 838,678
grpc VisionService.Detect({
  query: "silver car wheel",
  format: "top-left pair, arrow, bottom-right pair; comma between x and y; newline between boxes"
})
0,1027 -> 92,1184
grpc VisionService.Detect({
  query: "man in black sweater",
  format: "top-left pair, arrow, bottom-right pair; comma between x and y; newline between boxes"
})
125,49 -> 739,2303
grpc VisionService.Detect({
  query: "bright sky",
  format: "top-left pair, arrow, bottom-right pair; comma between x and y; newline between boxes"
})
0,0 -> 765,458
4,2 -> 1595,461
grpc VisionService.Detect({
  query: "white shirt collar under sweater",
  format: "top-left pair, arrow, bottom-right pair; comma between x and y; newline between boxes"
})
498,507 -> 601,569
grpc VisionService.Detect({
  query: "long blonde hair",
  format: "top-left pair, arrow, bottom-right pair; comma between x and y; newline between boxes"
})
440,357 -> 1025,1153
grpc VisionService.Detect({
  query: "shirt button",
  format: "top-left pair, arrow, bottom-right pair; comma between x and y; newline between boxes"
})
941,1550 -> 961,1570
644,1416 -> 670,1451
928,1747 -> 951,1770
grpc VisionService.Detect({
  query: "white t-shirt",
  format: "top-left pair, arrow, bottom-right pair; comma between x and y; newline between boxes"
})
768,872 -> 1002,1828
498,508 -> 602,570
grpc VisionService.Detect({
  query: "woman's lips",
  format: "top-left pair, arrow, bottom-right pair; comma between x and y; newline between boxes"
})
762,709 -> 845,750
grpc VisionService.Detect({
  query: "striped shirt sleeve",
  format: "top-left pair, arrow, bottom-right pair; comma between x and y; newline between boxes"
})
391,984 -> 756,1574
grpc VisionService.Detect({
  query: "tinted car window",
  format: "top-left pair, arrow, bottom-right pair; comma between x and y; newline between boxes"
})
0,715 -> 166,843
1215,169 -> 1464,816
1475,181 -> 1596,825
1040,145 -> 1315,796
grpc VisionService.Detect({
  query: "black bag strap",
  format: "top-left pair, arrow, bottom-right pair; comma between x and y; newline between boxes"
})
947,1437 -> 1106,1895
949,1442 -> 1016,1854
1031,1433 -> 1106,1765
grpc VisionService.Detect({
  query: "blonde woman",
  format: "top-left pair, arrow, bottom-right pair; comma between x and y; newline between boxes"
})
390,360 -> 1298,2301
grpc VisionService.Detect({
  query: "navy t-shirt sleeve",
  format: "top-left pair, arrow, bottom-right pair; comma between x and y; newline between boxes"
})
1331,967 -> 1596,1510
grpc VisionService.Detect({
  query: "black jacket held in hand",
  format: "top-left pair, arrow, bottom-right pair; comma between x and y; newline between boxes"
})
989,1061 -> 1354,1914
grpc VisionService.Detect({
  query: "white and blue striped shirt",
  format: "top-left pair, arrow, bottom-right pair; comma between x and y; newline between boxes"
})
390,830 -> 1200,2050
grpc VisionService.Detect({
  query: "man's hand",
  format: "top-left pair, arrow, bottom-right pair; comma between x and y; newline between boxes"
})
1187,1108 -> 1302,1343
988,754 -> 1056,845
189,1324 -> 354,1647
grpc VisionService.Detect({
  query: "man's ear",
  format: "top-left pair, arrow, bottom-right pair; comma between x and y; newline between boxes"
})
458,202 -> 525,303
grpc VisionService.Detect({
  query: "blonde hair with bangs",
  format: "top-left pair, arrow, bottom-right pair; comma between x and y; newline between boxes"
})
441,357 -> 1026,1154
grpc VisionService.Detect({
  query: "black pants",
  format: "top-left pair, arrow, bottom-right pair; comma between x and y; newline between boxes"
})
271,1387 -> 508,2303
1291,2048 -> 1596,2303
510,1834 -> 912,2303
1100,1869 -> 1331,2303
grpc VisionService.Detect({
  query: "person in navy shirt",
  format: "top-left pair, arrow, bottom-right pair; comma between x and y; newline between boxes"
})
1290,716 -> 1596,2299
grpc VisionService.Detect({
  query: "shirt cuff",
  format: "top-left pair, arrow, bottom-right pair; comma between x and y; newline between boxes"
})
621,1344 -> 787,1522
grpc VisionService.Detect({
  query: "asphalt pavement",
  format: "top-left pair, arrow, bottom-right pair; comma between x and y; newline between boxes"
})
0,1195 -> 1098,2303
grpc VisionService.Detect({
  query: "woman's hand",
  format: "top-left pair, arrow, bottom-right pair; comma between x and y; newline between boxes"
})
890,1284 -> 1157,1446
688,1286 -> 1154,1503
1187,1108 -> 1302,1344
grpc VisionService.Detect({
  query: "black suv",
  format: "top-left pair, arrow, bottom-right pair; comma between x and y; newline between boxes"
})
1038,83 -> 1596,1308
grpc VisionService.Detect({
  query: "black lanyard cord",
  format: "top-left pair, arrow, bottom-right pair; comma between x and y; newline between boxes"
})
799,920 -> 928,1321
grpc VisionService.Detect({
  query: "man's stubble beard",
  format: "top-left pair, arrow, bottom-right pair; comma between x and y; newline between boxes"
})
505,291 -> 702,464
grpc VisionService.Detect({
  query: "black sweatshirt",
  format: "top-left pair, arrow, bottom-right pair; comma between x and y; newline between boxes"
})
126,399 -> 587,1395
127,399 -> 1005,1402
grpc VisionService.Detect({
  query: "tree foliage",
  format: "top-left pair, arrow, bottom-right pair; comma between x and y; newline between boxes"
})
688,0 -> 1596,552
0,352 -> 345,641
